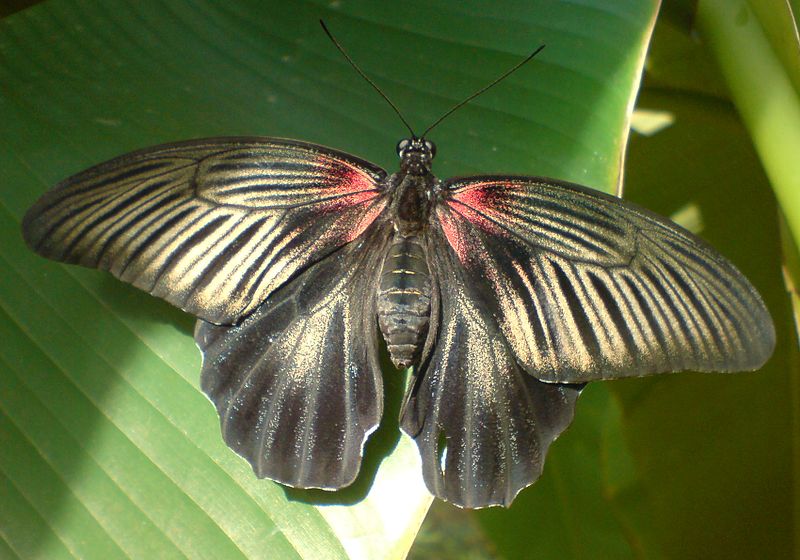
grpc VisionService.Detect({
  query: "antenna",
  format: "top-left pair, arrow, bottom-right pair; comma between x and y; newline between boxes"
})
320,20 -> 416,137
421,44 -> 546,138
321,20 -> 546,140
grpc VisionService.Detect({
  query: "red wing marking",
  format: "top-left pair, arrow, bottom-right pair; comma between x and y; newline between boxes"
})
446,181 -> 519,237
317,154 -> 386,242
439,181 -> 520,263
319,154 -> 381,196
451,181 -> 517,210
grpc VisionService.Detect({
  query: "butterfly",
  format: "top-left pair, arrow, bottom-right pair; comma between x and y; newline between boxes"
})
20,27 -> 775,509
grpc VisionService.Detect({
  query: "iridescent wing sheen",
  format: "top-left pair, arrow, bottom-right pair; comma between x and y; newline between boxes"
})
22,137 -> 387,324
195,225 -> 390,489
400,227 -> 582,508
435,176 -> 775,383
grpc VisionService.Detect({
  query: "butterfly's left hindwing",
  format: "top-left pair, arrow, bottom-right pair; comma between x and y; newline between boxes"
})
195,225 -> 390,489
22,137 -> 387,324
400,227 -> 582,508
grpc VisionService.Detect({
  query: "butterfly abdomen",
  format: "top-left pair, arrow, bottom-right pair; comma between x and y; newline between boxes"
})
377,234 -> 432,369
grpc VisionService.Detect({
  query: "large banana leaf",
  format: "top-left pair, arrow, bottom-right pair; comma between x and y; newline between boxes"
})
7,1 -> 791,559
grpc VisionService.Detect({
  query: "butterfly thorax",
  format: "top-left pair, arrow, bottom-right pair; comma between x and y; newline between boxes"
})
388,138 -> 435,234
377,137 -> 436,369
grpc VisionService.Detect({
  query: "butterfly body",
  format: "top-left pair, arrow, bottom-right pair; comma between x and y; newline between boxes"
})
22,134 -> 774,509
375,137 -> 438,368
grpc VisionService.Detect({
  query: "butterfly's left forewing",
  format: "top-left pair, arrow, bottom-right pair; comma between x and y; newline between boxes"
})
435,176 -> 775,383
22,137 -> 387,324
196,225 -> 390,489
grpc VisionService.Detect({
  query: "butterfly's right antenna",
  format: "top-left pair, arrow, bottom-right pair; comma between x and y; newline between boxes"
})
320,20 -> 417,138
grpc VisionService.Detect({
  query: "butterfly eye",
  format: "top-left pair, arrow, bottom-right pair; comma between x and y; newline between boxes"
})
425,140 -> 437,159
396,139 -> 410,157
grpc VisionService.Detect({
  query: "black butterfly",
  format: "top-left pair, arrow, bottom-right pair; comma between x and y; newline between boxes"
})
21,131 -> 775,508
20,29 -> 775,509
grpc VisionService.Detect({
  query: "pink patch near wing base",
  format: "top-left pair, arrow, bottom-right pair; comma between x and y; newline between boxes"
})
439,180 -> 521,266
320,155 -> 380,196
318,155 -> 386,243
442,180 -> 516,241
437,205 -> 468,264
450,181 -> 519,219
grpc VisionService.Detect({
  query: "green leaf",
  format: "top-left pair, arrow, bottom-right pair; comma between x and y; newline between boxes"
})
21,1 -> 799,559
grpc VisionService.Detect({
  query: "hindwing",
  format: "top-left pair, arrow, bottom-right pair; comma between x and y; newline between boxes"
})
400,226 -> 582,508
195,225 -> 390,488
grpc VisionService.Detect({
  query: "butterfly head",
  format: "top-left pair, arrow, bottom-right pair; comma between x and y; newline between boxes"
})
397,137 -> 436,175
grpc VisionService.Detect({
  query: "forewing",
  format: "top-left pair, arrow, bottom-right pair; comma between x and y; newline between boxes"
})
195,226 -> 389,489
23,137 -> 387,324
400,230 -> 581,508
436,176 -> 775,382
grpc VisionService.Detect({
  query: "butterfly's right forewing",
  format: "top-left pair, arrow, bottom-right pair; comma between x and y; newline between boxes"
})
436,176 -> 775,383
22,137 -> 388,324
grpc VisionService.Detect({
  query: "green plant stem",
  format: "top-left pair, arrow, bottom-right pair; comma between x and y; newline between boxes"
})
696,0 -> 800,248
697,1 -> 800,552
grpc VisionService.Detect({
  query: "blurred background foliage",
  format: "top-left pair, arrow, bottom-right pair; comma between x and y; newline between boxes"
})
0,1 -> 797,559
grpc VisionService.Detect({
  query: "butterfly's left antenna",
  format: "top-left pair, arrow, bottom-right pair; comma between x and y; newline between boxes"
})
320,20 -> 417,138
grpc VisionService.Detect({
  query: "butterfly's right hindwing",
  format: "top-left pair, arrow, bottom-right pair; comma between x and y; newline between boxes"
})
22,137 -> 388,324
400,226 -> 582,508
195,225 -> 390,489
